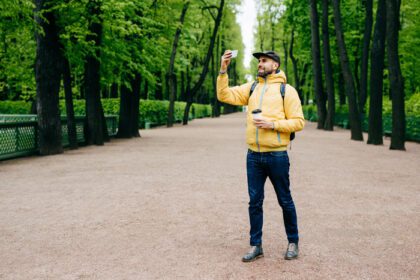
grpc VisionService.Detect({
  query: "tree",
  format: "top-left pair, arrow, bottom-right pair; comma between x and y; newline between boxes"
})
359,0 -> 373,114
63,57 -> 77,149
84,0 -> 107,145
386,0 -> 405,150
167,1 -> 189,127
321,0 -> 335,131
309,0 -> 327,129
34,0 -> 63,155
182,0 -> 225,125
332,0 -> 363,141
367,0 -> 386,145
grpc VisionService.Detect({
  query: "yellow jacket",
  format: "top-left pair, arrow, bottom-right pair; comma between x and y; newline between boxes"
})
217,71 -> 305,152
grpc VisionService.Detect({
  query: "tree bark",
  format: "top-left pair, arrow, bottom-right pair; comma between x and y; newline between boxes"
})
271,15 -> 276,50
84,0 -> 106,145
332,0 -> 363,141
213,34 -> 221,117
353,38 -> 361,102
386,0 -> 405,150
367,0 -> 386,145
63,56 -> 78,149
309,0 -> 327,129
322,0 -> 335,131
131,73 -> 141,137
110,83 -> 118,98
180,71 -> 185,102
282,39 -> 288,78
34,0 -> 63,155
183,0 -> 224,125
155,71 -> 163,100
299,62 -> 309,104
359,0 -> 373,114
211,50 -> 218,117
167,1 -> 189,127
143,80 -> 148,99
338,65 -> 346,105
116,83 -> 131,138
289,28 -> 299,90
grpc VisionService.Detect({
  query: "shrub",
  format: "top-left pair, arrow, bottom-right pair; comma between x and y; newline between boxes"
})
0,101 -> 31,114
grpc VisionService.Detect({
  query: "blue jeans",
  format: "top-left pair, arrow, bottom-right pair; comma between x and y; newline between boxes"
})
246,149 -> 299,246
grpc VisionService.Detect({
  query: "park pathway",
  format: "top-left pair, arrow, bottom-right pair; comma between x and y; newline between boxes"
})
1,112 -> 419,279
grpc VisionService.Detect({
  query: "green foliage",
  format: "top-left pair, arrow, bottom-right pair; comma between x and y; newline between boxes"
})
0,99 -> 212,128
0,0 -> 36,101
0,101 -> 31,114
400,0 -> 420,95
302,93 -> 420,141
405,92 -> 420,115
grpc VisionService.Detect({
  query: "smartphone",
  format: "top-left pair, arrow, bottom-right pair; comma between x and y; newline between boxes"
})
231,50 -> 238,58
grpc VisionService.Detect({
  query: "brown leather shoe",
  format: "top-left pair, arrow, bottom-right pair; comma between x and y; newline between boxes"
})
284,243 -> 299,260
242,245 -> 264,262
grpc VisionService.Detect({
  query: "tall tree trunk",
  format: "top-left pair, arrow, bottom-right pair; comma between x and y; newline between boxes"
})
143,80 -> 148,99
34,0 -> 63,155
213,34 -> 221,117
183,63 -> 192,123
271,17 -> 275,50
289,28 -> 299,90
299,62 -> 309,104
110,83 -> 118,98
322,0 -> 335,131
338,65 -> 346,105
63,56 -> 77,149
309,0 -> 327,129
116,83 -> 131,138
282,39 -> 288,77
386,0 -> 405,150
155,71 -> 163,100
183,0 -> 225,125
332,0 -> 363,141
180,71 -> 185,102
168,1 -> 189,127
84,0 -> 106,145
211,51 -> 218,117
367,0 -> 386,145
359,0 -> 373,114
131,73 -> 141,137
353,39 -> 361,103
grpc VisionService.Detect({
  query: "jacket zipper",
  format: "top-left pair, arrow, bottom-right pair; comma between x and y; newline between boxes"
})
256,78 -> 267,152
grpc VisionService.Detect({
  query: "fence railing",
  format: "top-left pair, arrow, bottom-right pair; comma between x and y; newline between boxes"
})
0,115 -> 118,160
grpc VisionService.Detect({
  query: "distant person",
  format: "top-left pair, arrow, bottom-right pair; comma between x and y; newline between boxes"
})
217,50 -> 304,262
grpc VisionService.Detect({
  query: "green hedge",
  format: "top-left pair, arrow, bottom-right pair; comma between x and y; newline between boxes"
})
0,101 -> 31,114
0,99 -> 212,128
303,98 -> 420,142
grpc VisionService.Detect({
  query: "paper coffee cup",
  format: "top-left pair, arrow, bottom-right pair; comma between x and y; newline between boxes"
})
252,109 -> 262,120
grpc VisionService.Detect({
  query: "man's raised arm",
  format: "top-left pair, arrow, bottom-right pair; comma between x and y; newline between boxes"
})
217,50 -> 252,106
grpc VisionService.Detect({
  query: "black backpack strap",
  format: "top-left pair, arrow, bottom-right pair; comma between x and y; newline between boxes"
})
280,83 -> 286,98
249,81 -> 258,96
280,83 -> 295,143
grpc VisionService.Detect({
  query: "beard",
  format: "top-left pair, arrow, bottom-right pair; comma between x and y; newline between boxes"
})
257,67 -> 273,77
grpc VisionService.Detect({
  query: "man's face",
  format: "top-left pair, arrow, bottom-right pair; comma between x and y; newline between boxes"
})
257,56 -> 278,77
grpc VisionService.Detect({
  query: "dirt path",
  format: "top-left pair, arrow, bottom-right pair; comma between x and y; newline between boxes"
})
1,112 -> 419,279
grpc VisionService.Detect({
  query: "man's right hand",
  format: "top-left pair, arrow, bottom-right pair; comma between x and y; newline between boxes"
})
220,50 -> 232,73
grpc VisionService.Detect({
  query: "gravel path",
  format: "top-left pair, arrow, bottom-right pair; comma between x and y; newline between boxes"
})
1,112 -> 419,279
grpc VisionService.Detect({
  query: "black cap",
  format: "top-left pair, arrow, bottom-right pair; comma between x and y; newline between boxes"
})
252,51 -> 281,65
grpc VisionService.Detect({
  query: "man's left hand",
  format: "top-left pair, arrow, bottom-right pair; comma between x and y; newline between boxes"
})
253,119 -> 274,130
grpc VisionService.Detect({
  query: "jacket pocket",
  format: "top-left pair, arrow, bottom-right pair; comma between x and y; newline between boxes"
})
258,129 -> 283,148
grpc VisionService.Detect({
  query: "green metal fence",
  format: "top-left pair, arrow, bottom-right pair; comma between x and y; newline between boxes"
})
0,115 -> 118,160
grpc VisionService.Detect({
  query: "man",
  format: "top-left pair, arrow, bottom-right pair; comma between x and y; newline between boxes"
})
217,50 -> 304,262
